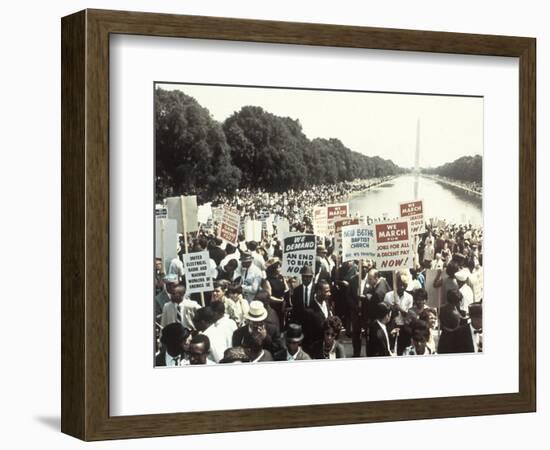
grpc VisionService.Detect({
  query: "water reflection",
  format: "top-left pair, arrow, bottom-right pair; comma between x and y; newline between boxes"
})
349,175 -> 482,226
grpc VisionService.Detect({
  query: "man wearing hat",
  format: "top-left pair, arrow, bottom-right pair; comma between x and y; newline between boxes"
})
290,264 -> 315,325
238,252 -> 262,303
232,300 -> 279,357
274,324 -> 311,361
155,322 -> 190,367
234,300 -> 275,362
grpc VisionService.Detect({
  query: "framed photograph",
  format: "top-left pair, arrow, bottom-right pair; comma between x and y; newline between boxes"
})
61,9 -> 536,441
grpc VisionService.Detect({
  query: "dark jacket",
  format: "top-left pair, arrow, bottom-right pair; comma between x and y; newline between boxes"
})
273,347 -> 311,361
290,283 -> 315,324
367,321 -> 392,357
154,349 -> 186,367
447,324 -> 477,354
232,324 -> 283,354
303,300 -> 332,348
309,340 -> 346,359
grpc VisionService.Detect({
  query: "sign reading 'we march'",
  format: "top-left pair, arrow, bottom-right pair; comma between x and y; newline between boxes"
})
374,219 -> 414,270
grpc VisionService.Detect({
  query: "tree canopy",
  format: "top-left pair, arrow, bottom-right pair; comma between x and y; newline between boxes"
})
422,155 -> 482,184
155,87 -> 404,201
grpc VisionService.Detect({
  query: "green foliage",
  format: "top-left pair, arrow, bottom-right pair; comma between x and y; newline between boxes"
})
155,88 -> 241,202
155,87 -> 404,201
422,155 -> 482,184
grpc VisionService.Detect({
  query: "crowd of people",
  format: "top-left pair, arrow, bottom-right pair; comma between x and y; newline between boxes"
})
154,204 -> 484,366
423,174 -> 483,195
211,177 -> 393,233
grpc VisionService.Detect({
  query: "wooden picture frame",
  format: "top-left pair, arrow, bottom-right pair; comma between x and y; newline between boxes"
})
61,9 -> 536,441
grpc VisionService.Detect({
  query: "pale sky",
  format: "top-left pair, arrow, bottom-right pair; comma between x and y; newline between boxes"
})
157,82 -> 483,169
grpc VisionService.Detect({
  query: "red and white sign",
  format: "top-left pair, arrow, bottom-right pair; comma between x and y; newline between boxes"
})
313,205 -> 328,237
217,207 -> 240,245
327,202 -> 349,235
374,219 -> 414,270
399,200 -> 425,235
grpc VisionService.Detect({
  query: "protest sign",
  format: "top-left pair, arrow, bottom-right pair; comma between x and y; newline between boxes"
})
155,218 -> 178,272
312,205 -> 328,237
212,207 -> 223,224
263,216 -> 274,236
155,205 -> 167,219
282,233 -> 316,276
244,219 -> 263,242
197,203 -> 212,224
276,218 -> 290,241
327,202 -> 349,235
182,251 -> 214,294
166,195 -> 199,233
217,207 -> 240,245
334,217 -> 362,256
399,200 -> 425,235
471,268 -> 484,302
341,224 -> 376,262
373,219 -> 414,270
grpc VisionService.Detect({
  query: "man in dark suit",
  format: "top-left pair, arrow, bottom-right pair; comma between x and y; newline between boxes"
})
303,280 -> 333,352
154,322 -> 190,367
367,302 -> 393,357
347,260 -> 370,357
448,302 -> 483,353
274,323 -> 311,361
290,265 -> 315,325
208,237 -> 227,266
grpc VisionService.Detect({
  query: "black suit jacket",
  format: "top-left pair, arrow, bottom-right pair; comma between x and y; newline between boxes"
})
366,321 -> 391,357
209,246 -> 227,266
290,283 -> 315,324
155,349 -> 186,367
450,324 -> 476,354
303,300 -> 332,348
309,339 -> 346,359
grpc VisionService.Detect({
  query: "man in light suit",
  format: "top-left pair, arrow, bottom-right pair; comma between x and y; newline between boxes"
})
160,284 -> 201,332
238,252 -> 262,303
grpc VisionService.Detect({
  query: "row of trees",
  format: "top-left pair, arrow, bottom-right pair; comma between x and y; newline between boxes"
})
155,88 -> 404,202
422,155 -> 483,184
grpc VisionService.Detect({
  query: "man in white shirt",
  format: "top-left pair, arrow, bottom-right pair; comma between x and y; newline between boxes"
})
248,241 -> 266,276
383,271 -> 413,355
168,256 -> 185,282
383,272 -> 413,327
210,300 -> 237,350
239,253 -> 262,303
455,268 -> 474,314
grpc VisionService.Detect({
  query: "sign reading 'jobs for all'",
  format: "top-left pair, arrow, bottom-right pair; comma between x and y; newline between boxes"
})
374,220 -> 413,270
399,200 -> 425,235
